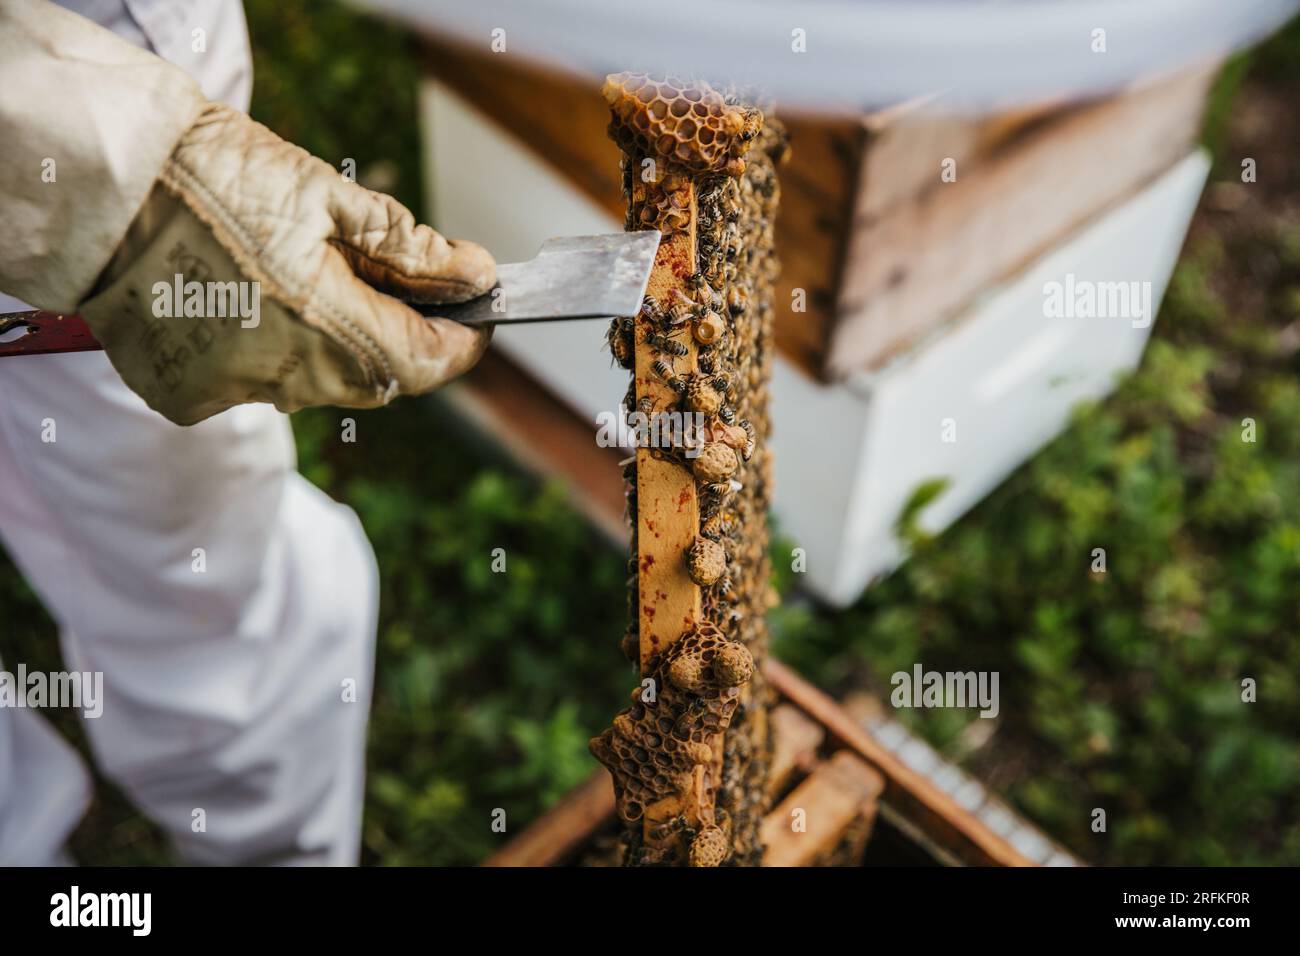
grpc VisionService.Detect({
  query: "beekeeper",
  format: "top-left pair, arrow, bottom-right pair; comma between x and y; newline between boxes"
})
0,0 -> 494,864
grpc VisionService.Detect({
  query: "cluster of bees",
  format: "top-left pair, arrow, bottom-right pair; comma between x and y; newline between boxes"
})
590,73 -> 787,866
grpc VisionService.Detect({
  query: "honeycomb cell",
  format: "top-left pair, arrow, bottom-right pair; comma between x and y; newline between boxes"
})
689,826 -> 729,867
692,310 -> 726,345
686,536 -> 727,586
668,653 -> 707,693
692,442 -> 739,483
713,641 -> 754,687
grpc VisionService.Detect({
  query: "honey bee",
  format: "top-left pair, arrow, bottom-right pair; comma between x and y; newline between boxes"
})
651,358 -> 686,394
728,287 -> 748,316
608,320 -> 635,369
718,404 -> 736,425
666,303 -> 693,329
697,347 -> 716,374
739,419 -> 756,460
685,271 -> 707,293
620,628 -> 639,664
724,224 -> 740,259
646,332 -> 688,357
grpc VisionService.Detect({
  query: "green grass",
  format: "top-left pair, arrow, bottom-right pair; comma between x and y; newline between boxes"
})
0,0 -> 1296,866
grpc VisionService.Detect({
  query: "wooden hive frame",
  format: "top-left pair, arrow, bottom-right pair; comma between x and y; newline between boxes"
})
586,74 -> 780,866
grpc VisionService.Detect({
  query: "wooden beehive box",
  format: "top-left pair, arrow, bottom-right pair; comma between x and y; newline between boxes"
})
419,35 -> 1217,383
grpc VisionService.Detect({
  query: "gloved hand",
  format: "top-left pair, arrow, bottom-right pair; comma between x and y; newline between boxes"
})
79,104 -> 495,425
0,0 -> 493,426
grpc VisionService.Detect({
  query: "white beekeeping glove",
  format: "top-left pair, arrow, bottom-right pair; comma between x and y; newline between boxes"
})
0,0 -> 494,425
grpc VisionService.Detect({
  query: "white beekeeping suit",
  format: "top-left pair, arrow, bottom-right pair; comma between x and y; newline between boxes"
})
0,0 -> 382,865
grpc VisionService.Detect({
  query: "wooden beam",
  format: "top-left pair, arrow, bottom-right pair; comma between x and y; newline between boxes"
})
633,191 -> 701,669
760,750 -> 884,867
767,703 -> 825,799
481,770 -> 615,867
628,169 -> 713,847
765,658 -> 1038,866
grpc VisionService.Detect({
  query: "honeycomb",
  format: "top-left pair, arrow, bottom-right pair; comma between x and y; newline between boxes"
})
589,623 -> 753,840
593,75 -> 786,866
602,73 -> 763,179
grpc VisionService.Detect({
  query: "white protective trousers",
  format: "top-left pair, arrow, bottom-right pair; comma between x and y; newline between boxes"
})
0,0 -> 379,865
